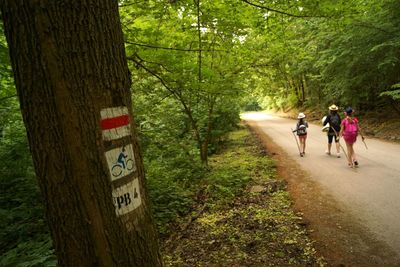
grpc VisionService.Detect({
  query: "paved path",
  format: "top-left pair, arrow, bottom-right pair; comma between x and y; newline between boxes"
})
242,112 -> 400,256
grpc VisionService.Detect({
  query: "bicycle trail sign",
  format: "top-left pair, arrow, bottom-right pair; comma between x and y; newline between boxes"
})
112,178 -> 142,216
105,144 -> 136,181
100,106 -> 131,141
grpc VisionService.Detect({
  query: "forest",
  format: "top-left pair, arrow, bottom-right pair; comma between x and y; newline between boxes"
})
1,0 -> 399,266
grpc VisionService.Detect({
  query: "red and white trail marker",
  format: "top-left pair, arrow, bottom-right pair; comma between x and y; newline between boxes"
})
100,106 -> 131,141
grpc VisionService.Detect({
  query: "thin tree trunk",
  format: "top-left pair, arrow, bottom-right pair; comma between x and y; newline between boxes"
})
199,96 -> 215,165
0,1 -> 162,266
300,77 -> 306,104
196,0 -> 202,88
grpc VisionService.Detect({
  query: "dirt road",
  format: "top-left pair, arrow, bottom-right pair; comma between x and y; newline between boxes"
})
243,112 -> 400,266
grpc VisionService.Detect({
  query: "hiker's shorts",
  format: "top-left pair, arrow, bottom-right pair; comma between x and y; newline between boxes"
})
298,134 -> 307,142
343,133 -> 357,145
328,134 -> 339,144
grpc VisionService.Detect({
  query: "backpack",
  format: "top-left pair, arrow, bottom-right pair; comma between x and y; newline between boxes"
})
344,118 -> 358,135
329,114 -> 340,131
297,122 -> 307,135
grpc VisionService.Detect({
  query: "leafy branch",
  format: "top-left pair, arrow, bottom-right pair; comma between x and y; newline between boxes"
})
241,0 -> 328,18
125,41 -> 226,52
0,94 -> 17,102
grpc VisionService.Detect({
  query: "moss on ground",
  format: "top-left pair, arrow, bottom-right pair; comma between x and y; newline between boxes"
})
162,126 -> 326,266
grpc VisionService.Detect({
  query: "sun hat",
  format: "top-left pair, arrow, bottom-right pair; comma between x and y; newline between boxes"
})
329,104 -> 338,111
297,112 -> 306,119
345,107 -> 353,115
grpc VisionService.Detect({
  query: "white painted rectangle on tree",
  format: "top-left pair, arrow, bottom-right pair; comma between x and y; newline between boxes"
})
112,178 -> 142,216
105,144 -> 136,181
100,106 -> 131,141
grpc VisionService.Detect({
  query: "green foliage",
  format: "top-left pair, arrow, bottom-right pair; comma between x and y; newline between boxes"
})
241,95 -> 262,111
0,21 -> 56,267
380,84 -> 400,101
247,0 -> 400,112
0,116 -> 56,266
122,0 -> 252,163
0,237 -> 56,267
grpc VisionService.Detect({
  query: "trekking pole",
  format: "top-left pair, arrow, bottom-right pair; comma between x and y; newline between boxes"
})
291,128 -> 302,156
361,134 -> 368,150
331,128 -> 349,162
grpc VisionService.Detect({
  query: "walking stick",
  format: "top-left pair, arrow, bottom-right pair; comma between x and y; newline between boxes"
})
331,128 -> 349,162
361,135 -> 368,150
291,128 -> 302,156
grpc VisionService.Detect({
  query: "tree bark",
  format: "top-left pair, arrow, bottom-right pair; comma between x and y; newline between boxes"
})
0,1 -> 162,266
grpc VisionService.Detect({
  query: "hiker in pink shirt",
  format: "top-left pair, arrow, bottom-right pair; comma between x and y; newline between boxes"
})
339,107 -> 364,168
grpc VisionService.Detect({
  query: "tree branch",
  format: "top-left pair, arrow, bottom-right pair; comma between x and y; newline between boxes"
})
118,0 -> 147,8
127,54 -> 176,95
0,94 -> 17,102
125,41 -> 226,52
241,0 -> 327,18
352,19 -> 393,35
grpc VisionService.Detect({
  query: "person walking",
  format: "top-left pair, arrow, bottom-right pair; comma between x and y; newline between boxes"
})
323,104 -> 341,157
339,107 -> 364,167
293,112 -> 308,157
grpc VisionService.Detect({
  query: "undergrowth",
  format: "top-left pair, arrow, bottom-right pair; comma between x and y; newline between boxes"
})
1,124 -> 325,266
162,126 -> 326,266
0,120 -> 56,267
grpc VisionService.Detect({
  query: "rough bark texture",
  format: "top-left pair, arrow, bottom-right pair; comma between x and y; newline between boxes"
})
0,0 -> 162,266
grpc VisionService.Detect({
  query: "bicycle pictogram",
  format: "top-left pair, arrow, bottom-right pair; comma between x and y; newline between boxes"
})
111,146 -> 135,177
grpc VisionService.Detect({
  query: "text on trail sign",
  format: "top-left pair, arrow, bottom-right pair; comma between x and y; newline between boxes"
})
105,144 -> 136,181
112,179 -> 142,216
100,106 -> 131,141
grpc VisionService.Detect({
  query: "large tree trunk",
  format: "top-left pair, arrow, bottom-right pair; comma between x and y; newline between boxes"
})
0,1 -> 162,266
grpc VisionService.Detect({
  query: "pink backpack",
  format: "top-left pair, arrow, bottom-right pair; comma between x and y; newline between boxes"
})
343,118 -> 358,135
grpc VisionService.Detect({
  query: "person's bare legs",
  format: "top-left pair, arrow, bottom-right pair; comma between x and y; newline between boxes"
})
335,141 -> 341,157
350,145 -> 358,165
299,138 -> 305,155
326,142 -> 332,155
300,137 -> 306,154
345,142 -> 353,167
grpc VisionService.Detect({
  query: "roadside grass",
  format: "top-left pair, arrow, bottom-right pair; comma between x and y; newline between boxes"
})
162,126 -> 326,266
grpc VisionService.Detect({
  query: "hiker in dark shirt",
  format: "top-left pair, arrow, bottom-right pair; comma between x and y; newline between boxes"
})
323,104 -> 341,157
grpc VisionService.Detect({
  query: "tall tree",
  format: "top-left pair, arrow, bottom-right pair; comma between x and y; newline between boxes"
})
0,1 -> 162,266
121,0 -> 249,165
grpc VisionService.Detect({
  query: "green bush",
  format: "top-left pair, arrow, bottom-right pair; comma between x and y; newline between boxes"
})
0,117 -> 56,266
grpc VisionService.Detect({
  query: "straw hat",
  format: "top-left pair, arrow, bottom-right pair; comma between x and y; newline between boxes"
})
329,104 -> 338,111
297,112 -> 306,119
